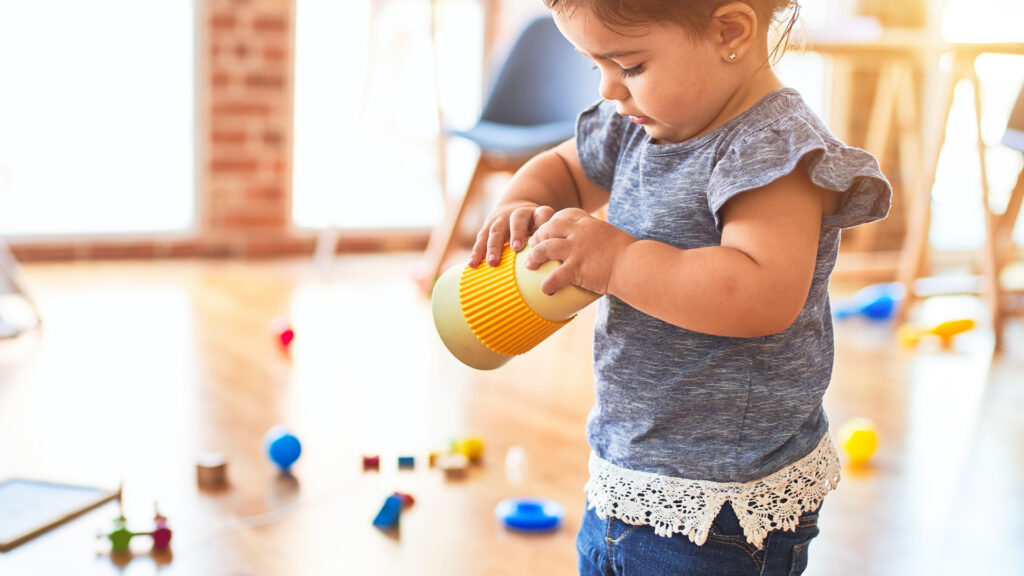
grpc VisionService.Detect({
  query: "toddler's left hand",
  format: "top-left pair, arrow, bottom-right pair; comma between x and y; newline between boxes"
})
525,208 -> 635,296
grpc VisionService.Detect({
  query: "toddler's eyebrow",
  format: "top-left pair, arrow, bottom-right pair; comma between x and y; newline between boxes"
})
578,49 -> 643,60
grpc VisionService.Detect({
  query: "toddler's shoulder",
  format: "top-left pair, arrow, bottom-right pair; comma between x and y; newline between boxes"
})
710,89 -> 892,230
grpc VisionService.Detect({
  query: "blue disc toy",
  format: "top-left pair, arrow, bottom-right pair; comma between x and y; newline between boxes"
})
495,498 -> 565,532
264,426 -> 302,472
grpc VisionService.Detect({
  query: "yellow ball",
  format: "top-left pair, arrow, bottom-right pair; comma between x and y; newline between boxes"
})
455,436 -> 485,463
838,417 -> 879,466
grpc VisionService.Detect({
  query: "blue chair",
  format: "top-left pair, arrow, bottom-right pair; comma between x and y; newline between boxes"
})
418,14 -> 600,287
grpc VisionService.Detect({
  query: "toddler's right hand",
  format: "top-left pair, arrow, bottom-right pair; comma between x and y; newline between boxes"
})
469,201 -> 556,268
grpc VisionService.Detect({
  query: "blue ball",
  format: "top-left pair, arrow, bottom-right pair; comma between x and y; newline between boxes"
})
264,426 -> 302,471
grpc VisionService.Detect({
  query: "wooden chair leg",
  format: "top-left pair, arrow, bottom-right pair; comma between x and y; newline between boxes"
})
971,67 -> 1005,349
896,61 -> 961,325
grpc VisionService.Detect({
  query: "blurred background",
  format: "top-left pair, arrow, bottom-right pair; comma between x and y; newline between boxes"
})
0,1 -> 1022,575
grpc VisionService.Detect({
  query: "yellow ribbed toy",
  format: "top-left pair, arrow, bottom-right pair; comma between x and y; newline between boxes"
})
431,242 -> 600,370
458,244 -> 569,356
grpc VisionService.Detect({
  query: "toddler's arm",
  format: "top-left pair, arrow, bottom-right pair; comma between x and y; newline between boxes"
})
527,164 -> 826,338
468,139 -> 609,268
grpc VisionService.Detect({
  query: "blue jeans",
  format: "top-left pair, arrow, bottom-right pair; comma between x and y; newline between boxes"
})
576,502 -> 821,576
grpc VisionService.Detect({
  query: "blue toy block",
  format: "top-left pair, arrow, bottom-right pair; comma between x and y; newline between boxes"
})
372,495 -> 403,529
397,456 -> 415,470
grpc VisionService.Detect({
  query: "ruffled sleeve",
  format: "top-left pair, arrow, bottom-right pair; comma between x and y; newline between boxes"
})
576,99 -> 628,191
706,114 -> 892,231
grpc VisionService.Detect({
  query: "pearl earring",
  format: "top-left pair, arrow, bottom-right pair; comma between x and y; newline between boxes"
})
728,52 -> 737,61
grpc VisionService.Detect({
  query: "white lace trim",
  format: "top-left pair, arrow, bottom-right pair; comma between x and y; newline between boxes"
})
584,434 -> 841,550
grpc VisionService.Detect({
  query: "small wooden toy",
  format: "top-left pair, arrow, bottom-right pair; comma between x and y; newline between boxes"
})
196,453 -> 229,489
897,318 -> 976,349
264,426 -> 302,473
397,456 -> 415,470
838,417 -> 879,466
268,316 -> 295,349
428,452 -> 441,468
495,498 -> 564,532
436,453 -> 469,479
101,502 -> 173,553
362,455 -> 380,472
372,495 -> 403,530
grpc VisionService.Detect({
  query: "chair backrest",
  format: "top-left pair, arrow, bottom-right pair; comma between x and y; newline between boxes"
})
480,14 -> 601,127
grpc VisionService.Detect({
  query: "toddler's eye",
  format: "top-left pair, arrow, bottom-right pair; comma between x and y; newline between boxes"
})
620,64 -> 644,78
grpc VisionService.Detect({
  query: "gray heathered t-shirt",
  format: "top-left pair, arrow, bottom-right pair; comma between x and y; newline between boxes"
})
577,88 -> 891,484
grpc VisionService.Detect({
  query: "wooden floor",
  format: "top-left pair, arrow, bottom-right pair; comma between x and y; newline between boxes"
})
0,254 -> 1021,575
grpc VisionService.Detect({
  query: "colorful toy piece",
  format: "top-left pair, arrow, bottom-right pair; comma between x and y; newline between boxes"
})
453,436 -> 485,464
268,316 -> 295,349
264,426 -> 302,472
362,455 -> 380,472
196,453 -> 229,489
495,498 -> 564,532
432,242 -> 600,370
392,492 -> 415,508
838,417 -> 879,466
834,282 -> 906,321
897,318 -> 976,349
436,453 -> 469,479
101,502 -> 173,553
397,456 -> 415,470
372,494 -> 404,530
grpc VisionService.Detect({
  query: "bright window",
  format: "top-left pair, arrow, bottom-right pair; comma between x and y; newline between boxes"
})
292,0 -> 482,230
0,1 -> 195,237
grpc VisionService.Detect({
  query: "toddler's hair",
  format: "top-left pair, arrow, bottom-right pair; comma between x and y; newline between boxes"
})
543,0 -> 800,63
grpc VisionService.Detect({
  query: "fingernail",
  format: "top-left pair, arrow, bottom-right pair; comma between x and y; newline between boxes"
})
512,240 -> 523,251
488,254 -> 498,266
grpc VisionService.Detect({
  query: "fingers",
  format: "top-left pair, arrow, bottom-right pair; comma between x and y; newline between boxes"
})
523,237 -> 570,270
485,220 -> 509,266
508,208 -> 533,252
528,208 -> 586,246
532,205 -> 556,230
527,238 -> 573,294
540,265 -> 573,296
468,226 -> 489,268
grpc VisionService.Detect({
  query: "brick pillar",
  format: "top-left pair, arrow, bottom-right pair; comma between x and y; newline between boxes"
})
202,0 -> 304,256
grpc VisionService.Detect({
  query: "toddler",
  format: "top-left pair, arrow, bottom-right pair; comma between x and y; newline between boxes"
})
469,1 -> 892,574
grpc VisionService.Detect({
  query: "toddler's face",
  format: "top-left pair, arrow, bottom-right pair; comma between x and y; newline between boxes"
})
553,8 -> 740,144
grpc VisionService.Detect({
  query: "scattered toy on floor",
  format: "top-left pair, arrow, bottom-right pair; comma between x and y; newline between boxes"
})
264,426 -> 302,473
495,498 -> 564,532
101,502 -> 173,553
834,282 -> 905,321
196,453 -> 229,489
436,453 -> 469,479
838,417 -> 879,466
362,455 -> 380,472
268,316 -> 295,349
453,436 -> 485,464
372,494 -> 404,530
897,318 -> 976,349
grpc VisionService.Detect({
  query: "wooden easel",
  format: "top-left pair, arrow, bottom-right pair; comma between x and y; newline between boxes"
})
895,42 -> 1024,350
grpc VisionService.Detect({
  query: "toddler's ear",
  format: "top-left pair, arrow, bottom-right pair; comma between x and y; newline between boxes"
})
711,2 -> 757,61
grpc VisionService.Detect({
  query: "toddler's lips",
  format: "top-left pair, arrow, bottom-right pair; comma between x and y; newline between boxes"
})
629,115 -> 648,125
